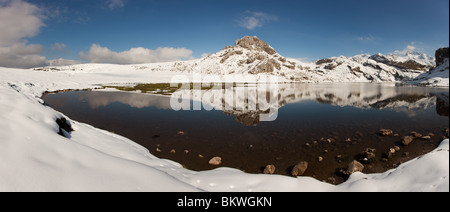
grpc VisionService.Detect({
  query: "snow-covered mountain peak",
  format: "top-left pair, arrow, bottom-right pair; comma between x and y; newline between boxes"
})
193,36 -> 300,75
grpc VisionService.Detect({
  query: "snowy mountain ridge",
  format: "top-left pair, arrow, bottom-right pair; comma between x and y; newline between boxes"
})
34,36 -> 447,86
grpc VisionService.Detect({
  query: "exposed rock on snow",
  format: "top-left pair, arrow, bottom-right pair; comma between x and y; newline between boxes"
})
56,117 -> 73,138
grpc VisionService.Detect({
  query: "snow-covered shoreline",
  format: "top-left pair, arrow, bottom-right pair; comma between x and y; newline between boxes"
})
0,67 -> 449,192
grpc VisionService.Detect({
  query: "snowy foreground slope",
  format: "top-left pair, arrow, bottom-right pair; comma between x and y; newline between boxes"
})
0,67 -> 449,192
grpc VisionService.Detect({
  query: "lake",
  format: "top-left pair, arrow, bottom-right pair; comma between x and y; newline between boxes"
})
42,83 -> 449,184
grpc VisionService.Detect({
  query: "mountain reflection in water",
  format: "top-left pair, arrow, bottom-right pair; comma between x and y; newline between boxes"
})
73,83 -> 449,126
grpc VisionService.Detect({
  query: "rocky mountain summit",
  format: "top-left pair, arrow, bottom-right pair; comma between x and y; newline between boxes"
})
188,36 -> 298,76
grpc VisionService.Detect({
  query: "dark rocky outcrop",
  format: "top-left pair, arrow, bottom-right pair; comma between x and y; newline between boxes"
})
436,94 -> 449,117
252,59 -> 281,74
56,117 -> 73,138
435,47 -> 449,67
369,54 -> 428,71
220,50 -> 244,63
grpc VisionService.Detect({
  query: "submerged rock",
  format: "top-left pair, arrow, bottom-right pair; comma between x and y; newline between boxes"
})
345,160 -> 365,175
402,136 -> 414,146
209,157 -> 222,166
421,135 -> 432,140
291,161 -> 309,177
379,129 -> 393,136
317,156 -> 324,162
385,148 -> 397,159
410,131 -> 423,138
359,148 -> 377,164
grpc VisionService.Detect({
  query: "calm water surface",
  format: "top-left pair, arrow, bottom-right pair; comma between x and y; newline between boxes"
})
42,83 -> 449,184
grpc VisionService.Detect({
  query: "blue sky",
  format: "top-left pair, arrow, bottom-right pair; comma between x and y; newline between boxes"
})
1,0 -> 449,67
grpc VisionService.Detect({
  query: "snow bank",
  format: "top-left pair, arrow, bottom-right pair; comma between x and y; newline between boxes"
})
0,67 -> 448,192
408,59 -> 450,87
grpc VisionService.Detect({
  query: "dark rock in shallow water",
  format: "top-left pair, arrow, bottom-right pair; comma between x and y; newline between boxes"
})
263,165 -> 276,174
379,129 -> 393,136
359,148 -> 376,164
344,160 -> 364,175
317,156 -> 324,162
402,136 -> 414,146
384,148 -> 397,159
291,161 -> 308,177
410,131 -> 423,138
209,157 -> 222,166
421,136 -> 432,140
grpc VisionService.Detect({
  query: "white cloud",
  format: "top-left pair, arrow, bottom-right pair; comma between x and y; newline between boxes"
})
237,11 -> 278,30
391,42 -> 426,56
106,0 -> 126,10
0,0 -> 44,46
393,45 -> 417,55
80,44 -> 194,64
0,0 -> 49,68
288,57 -> 315,63
0,42 -> 47,68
